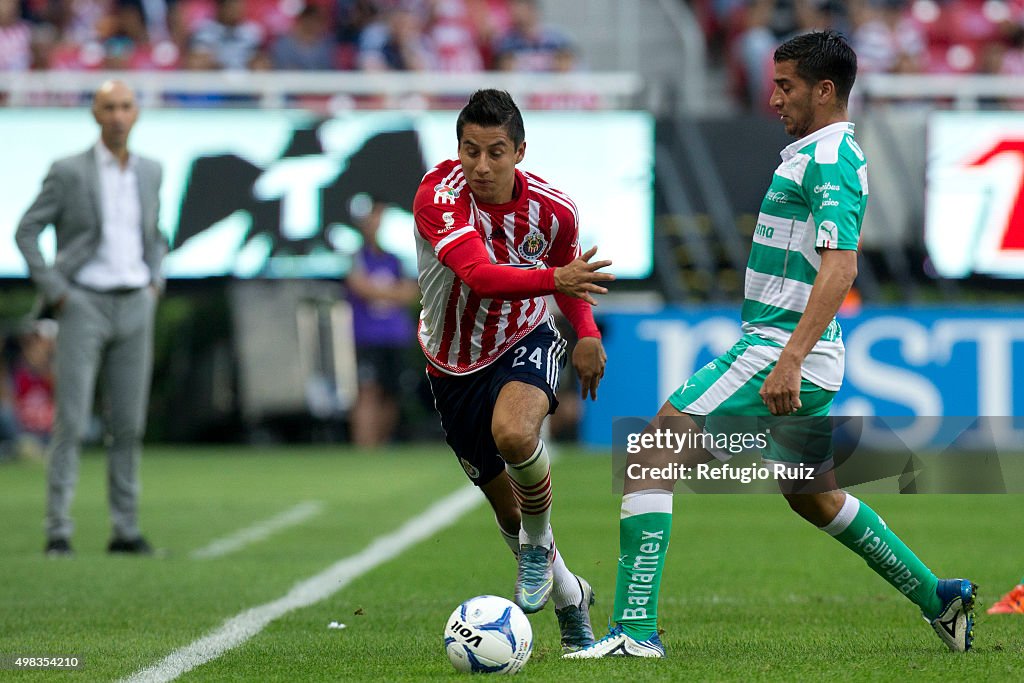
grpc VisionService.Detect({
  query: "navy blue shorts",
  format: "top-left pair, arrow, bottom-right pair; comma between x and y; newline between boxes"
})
428,320 -> 567,486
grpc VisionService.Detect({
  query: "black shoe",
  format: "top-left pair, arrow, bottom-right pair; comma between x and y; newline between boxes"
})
45,538 -> 73,557
107,536 -> 154,555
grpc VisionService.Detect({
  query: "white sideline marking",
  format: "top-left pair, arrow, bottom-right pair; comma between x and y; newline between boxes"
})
122,485 -> 482,683
190,501 -> 325,560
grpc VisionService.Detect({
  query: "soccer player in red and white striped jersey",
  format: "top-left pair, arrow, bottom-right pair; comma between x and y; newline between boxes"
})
414,90 -> 613,650
416,156 -> 597,373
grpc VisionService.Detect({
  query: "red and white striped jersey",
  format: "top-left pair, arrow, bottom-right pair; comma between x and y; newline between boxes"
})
414,159 -> 581,375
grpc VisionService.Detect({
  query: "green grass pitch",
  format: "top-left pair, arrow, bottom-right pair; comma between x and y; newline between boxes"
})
0,445 -> 1022,681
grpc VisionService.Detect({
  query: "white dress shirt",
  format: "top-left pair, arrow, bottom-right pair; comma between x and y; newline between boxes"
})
74,143 -> 151,291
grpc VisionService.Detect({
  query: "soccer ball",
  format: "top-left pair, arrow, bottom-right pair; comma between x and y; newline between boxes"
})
444,595 -> 533,674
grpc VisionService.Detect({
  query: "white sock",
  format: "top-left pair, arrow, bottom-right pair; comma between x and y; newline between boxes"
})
498,525 -> 520,557
506,440 -> 553,547
621,489 -> 674,518
550,539 -> 584,609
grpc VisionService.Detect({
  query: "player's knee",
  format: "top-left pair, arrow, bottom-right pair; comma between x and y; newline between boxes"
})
491,419 -> 537,462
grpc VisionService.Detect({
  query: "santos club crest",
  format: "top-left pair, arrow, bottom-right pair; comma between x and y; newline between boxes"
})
517,227 -> 548,262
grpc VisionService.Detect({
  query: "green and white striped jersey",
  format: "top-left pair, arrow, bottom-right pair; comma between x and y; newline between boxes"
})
742,121 -> 868,391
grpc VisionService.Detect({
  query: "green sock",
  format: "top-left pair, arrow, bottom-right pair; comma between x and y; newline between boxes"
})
613,491 -> 673,640
822,493 -> 942,618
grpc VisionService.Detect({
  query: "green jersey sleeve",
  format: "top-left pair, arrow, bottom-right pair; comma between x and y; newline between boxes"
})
802,146 -> 867,251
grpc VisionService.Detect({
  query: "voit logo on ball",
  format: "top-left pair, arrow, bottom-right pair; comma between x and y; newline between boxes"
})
444,595 -> 533,674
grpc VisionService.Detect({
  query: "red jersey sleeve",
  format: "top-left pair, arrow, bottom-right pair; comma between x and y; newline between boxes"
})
413,164 -> 479,263
554,292 -> 601,339
443,239 -> 556,299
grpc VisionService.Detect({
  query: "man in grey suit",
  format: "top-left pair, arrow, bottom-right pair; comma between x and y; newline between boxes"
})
16,80 -> 167,557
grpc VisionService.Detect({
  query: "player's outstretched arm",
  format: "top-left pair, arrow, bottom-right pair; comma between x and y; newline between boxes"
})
553,246 -> 615,306
443,238 -> 560,299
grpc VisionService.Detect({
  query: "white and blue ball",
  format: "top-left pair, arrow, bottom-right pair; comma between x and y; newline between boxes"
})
444,595 -> 532,674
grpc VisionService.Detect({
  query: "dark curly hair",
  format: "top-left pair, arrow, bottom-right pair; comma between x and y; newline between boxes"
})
774,30 -> 858,105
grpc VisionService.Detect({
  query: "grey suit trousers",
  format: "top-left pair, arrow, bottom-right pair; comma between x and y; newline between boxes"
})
47,286 -> 156,540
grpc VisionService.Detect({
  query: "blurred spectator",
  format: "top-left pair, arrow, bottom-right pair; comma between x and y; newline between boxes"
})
425,0 -> 483,71
96,2 -> 182,68
850,0 -> 925,74
973,2 -> 1024,78
243,0 -> 304,39
732,0 -> 846,110
0,321 -> 56,462
97,3 -> 146,68
345,194 -> 418,448
0,333 -> 17,461
709,0 -> 748,30
980,38 -> 1024,75
932,0 -> 1014,50
732,0 -> 779,107
50,0 -> 110,45
30,0 -> 109,69
181,40 -> 215,68
0,0 -> 32,70
976,21 -> 1024,107
29,24 -> 58,69
492,0 -> 574,71
189,0 -> 264,70
10,320 -> 57,456
335,0 -> 377,47
270,4 -> 336,70
116,0 -> 182,44
358,3 -> 435,70
464,0 -> 510,68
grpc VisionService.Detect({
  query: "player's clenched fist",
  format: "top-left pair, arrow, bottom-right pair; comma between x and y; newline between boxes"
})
553,246 -> 615,305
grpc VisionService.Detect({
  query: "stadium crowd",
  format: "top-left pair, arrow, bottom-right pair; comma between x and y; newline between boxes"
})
0,0 -> 579,73
5,0 -> 1024,112
694,0 -> 1024,109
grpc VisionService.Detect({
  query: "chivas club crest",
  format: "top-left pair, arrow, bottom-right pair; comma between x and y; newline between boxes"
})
459,457 -> 481,479
517,227 -> 548,261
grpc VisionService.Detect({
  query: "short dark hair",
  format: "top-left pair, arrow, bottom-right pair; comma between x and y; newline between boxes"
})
456,89 -> 525,147
774,30 -> 857,104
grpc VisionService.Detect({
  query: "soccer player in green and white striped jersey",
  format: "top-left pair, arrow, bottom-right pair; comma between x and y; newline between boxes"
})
567,30 -> 977,660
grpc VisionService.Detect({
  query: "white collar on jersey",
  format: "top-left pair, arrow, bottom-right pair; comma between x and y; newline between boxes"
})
780,121 -> 855,161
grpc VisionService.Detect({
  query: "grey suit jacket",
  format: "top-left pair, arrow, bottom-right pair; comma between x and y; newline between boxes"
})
15,146 -> 168,306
